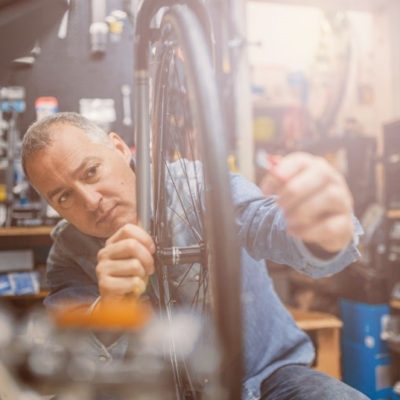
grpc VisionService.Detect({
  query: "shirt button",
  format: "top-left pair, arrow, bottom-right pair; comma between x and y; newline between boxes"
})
98,355 -> 108,362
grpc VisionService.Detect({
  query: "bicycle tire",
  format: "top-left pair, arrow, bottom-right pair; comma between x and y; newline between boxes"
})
147,4 -> 243,400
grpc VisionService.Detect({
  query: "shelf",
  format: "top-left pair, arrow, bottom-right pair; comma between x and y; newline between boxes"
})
387,210 -> 400,219
1,290 -> 49,300
0,226 -> 53,237
288,307 -> 342,330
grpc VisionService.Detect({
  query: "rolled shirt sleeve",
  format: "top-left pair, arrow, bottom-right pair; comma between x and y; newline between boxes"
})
230,173 -> 362,278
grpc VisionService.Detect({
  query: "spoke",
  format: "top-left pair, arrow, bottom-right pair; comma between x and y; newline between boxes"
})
191,270 -> 205,309
166,262 -> 196,307
162,269 -> 185,398
166,205 -> 202,241
181,358 -> 199,397
167,121 -> 204,234
164,160 -> 203,242
171,54 -> 205,226
189,262 -> 209,312
165,148 -> 203,235
201,267 -> 209,313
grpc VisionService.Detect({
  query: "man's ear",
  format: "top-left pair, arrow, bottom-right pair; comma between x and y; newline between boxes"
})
108,132 -> 132,162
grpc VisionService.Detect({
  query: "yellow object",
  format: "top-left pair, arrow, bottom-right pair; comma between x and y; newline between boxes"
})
227,154 -> 239,172
253,116 -> 276,142
108,20 -> 123,35
131,276 -> 148,298
0,185 -> 6,202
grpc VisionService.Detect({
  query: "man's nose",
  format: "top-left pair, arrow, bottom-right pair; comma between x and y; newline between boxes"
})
78,187 -> 102,211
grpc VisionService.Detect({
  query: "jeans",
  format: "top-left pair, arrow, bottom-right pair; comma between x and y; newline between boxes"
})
260,365 -> 370,400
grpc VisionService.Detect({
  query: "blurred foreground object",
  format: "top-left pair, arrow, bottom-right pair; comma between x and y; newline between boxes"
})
52,297 -> 152,331
0,298 -> 224,399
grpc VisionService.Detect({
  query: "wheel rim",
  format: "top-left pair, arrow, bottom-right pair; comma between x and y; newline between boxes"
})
149,6 -> 243,400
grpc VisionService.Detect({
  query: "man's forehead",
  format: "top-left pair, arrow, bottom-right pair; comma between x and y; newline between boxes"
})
29,135 -> 101,177
50,123 -> 91,143
47,126 -> 108,159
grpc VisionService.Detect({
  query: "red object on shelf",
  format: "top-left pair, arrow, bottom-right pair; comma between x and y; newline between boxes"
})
35,96 -> 59,121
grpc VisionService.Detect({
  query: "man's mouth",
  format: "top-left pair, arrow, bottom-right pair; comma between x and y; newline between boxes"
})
96,205 -> 117,225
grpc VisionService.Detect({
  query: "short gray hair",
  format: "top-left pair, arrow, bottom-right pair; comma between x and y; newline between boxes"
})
21,112 -> 110,178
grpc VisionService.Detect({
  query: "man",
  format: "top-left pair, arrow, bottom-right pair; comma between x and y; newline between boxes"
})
22,112 -> 368,400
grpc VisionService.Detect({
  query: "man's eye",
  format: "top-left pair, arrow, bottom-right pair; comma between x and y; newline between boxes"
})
58,192 -> 69,204
86,165 -> 99,179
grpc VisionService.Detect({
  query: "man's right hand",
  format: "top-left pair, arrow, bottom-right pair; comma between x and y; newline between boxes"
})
96,224 -> 155,298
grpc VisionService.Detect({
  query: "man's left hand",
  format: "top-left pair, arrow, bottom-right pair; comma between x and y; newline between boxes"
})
260,152 -> 354,254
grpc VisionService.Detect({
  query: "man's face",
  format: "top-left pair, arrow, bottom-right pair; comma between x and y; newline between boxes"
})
26,124 -> 137,238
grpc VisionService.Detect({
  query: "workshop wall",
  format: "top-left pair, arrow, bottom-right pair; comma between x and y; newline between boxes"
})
1,0 -> 135,145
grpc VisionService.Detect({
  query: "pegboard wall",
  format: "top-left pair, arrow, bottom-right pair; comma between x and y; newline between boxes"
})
1,0 -> 135,145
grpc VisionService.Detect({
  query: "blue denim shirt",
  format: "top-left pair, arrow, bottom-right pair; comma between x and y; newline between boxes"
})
44,164 -> 361,400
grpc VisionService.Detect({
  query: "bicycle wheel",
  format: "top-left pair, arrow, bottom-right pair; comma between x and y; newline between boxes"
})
149,4 -> 243,400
